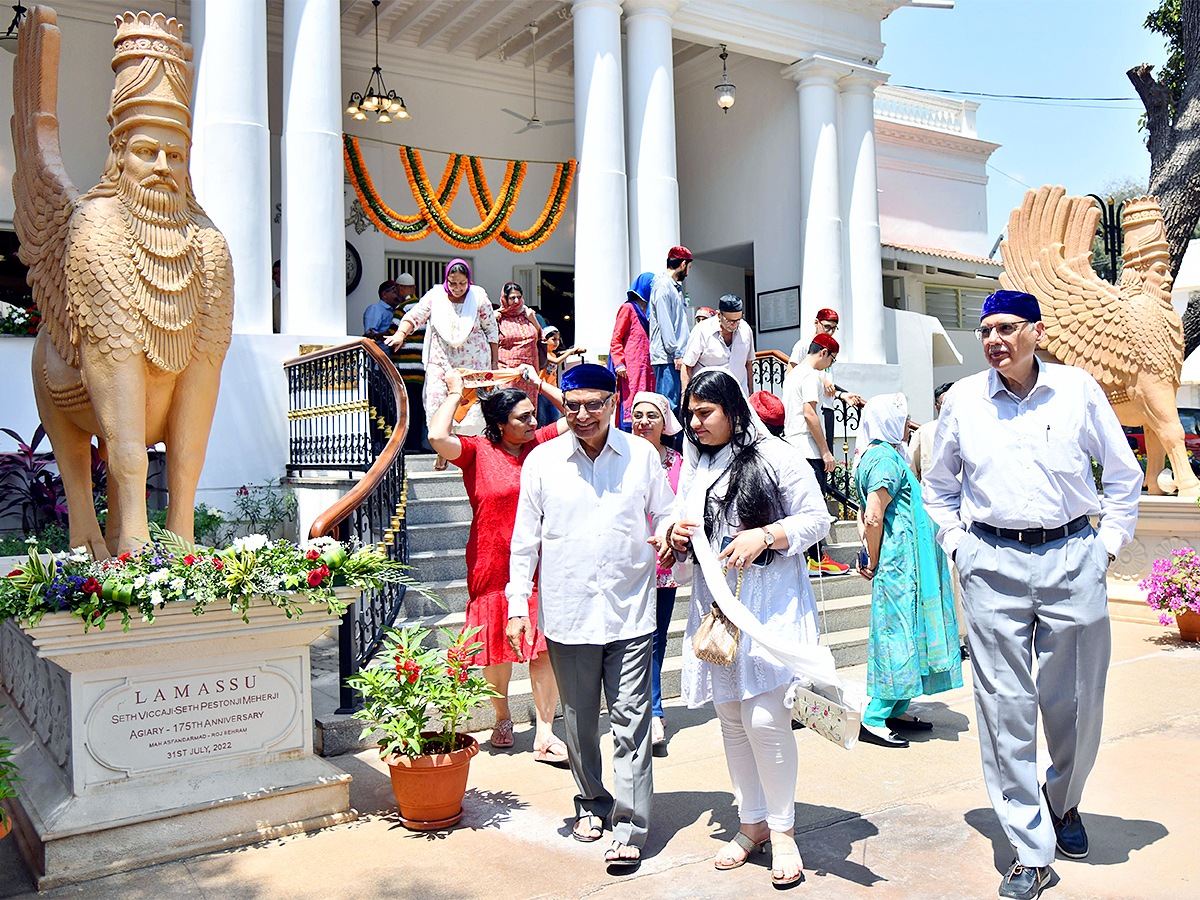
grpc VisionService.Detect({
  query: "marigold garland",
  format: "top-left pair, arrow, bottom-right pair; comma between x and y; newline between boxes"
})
343,135 -> 463,240
342,136 -> 576,252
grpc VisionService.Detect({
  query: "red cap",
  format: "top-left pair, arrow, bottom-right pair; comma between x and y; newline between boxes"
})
812,333 -> 839,355
695,307 -> 715,318
749,391 -> 785,428
668,245 -> 693,261
815,308 -> 839,323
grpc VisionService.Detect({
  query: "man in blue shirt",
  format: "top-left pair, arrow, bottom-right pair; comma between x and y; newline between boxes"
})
648,246 -> 692,414
363,279 -> 403,343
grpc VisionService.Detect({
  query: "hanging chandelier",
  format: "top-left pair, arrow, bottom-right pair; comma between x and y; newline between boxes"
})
715,44 -> 735,113
345,0 -> 409,123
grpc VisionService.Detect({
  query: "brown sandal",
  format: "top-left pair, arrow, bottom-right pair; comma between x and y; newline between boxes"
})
490,718 -> 514,748
714,831 -> 768,870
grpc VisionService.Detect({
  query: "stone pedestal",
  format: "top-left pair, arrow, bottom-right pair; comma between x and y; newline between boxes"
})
1107,495 -> 1200,625
0,597 -> 356,889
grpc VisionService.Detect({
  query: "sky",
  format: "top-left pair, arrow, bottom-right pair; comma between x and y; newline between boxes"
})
881,0 -> 1169,246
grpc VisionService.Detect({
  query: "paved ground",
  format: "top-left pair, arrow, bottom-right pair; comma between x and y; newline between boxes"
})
1,619 -> 1197,900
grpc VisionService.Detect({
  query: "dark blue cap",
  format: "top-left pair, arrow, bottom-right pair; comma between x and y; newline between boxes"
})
981,290 -> 1042,322
561,363 -> 617,393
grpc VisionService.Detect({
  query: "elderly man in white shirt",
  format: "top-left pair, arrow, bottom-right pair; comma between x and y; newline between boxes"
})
681,293 -> 755,396
507,363 -> 675,871
923,291 -> 1142,900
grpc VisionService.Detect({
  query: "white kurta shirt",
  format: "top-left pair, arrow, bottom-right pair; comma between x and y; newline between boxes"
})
682,316 -> 755,394
507,427 -> 676,644
665,437 -> 830,706
923,359 -> 1143,560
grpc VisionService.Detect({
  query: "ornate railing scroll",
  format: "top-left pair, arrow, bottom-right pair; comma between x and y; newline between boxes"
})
284,339 -> 409,713
751,350 -> 860,517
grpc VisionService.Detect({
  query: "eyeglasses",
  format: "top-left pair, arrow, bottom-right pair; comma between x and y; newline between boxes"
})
719,314 -> 742,328
974,320 -> 1030,341
819,321 -> 838,333
564,394 -> 613,413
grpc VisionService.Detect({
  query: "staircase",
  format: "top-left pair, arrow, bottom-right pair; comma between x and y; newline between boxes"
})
397,453 -> 874,733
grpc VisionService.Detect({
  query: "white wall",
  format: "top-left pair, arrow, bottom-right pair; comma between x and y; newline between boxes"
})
685,259 -> 745,315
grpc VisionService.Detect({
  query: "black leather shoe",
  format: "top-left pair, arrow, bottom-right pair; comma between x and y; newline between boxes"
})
998,861 -> 1053,900
885,715 -> 934,732
960,642 -> 970,661
1043,784 -> 1088,859
858,724 -> 909,747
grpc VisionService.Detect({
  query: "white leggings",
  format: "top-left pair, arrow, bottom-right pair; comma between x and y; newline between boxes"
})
713,683 -> 798,833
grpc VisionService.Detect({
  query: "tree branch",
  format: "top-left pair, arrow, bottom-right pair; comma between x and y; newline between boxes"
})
1129,63 -> 1174,166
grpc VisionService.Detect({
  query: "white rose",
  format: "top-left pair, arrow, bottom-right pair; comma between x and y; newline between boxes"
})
232,534 -> 269,553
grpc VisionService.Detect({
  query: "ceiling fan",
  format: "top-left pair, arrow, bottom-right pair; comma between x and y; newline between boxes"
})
501,23 -> 573,134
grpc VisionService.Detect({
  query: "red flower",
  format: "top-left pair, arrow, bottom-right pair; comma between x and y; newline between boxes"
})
406,671 -> 419,684
306,564 -> 330,587
456,669 -> 469,684
212,558 -> 225,571
237,486 -> 249,497
182,554 -> 197,566
446,648 -> 459,662
81,578 -> 101,597
306,549 -> 321,561
116,552 -> 132,565
7,569 -> 22,577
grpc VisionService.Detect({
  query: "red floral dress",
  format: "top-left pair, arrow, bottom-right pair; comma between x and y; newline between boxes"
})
453,425 -> 559,664
496,307 -> 541,402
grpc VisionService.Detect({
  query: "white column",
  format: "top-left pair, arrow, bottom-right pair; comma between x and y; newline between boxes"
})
839,70 -> 888,365
572,0 -> 629,359
786,57 -> 846,353
282,0 -> 346,336
190,0 -> 272,335
624,0 -> 680,278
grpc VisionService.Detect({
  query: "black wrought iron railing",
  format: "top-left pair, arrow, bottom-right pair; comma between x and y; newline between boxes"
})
751,350 -> 860,517
283,339 -> 410,713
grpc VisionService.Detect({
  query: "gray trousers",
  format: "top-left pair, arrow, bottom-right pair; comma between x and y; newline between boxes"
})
956,525 -> 1112,867
545,634 -> 654,847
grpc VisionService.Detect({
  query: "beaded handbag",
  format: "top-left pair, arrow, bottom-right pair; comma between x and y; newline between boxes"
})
692,566 -> 742,666
789,683 -> 861,750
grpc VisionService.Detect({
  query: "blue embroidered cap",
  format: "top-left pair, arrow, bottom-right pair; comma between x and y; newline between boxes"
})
561,363 -> 617,393
981,290 -> 1042,322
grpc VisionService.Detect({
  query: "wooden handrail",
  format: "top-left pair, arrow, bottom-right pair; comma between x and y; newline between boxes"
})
305,338 -> 409,539
755,349 -> 790,364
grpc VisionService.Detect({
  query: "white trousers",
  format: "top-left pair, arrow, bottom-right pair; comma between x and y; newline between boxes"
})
713,683 -> 798,832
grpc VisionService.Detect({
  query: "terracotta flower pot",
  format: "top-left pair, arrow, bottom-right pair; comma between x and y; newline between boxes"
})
1176,609 -> 1200,643
0,814 -> 11,842
385,733 -> 479,830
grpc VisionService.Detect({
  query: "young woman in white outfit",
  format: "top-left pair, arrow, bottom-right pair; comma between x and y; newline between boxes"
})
659,370 -> 829,888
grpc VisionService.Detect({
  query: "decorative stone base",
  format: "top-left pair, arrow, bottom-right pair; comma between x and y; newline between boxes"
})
0,599 -> 357,889
1108,495 -> 1200,626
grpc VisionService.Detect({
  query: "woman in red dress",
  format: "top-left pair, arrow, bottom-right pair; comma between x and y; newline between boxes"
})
495,281 -> 542,403
608,271 -> 656,431
428,365 -> 570,764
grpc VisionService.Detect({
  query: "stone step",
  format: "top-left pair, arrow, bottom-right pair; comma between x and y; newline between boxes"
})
406,469 -> 468,501
406,496 -> 473,526
405,453 -> 444,474
408,548 -> 467,583
407,520 -> 472,554
829,519 -> 860,543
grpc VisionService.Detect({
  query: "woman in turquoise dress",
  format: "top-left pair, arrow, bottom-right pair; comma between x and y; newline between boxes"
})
853,393 -> 962,747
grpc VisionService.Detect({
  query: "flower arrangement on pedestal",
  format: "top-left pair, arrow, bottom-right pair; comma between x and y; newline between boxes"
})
1140,546 -> 1200,638
0,529 -> 415,631
346,625 -> 499,830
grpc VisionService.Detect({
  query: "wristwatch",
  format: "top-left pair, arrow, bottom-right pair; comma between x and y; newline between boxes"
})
762,527 -> 775,548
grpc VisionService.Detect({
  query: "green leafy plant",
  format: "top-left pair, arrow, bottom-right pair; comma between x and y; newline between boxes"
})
0,298 -> 39,336
0,426 -> 67,535
218,480 -> 297,543
346,625 -> 500,758
0,711 -> 19,833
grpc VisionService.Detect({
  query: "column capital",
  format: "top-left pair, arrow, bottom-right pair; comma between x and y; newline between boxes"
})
784,55 -> 853,88
572,0 -> 623,14
838,68 -> 889,94
622,0 -> 683,19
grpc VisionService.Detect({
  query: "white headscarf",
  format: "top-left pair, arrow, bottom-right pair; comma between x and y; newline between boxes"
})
854,393 -> 911,472
631,391 -> 682,436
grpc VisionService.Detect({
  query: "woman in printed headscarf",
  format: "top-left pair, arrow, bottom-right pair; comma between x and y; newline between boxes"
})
387,259 -> 499,469
495,281 -> 543,403
852,393 -> 962,748
608,272 -> 656,431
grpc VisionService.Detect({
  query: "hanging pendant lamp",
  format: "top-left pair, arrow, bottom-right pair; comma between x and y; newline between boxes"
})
345,0 -> 409,123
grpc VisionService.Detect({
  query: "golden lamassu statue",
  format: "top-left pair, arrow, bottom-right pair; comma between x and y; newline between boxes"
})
1001,185 -> 1197,497
12,7 -> 234,557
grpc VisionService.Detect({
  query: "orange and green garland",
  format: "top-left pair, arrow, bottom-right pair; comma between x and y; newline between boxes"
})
343,135 -> 576,252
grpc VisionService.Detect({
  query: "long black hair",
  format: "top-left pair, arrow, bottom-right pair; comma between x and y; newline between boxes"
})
481,387 -> 531,444
682,370 -> 783,535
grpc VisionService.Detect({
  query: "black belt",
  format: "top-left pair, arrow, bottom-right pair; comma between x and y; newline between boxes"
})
972,515 -> 1090,547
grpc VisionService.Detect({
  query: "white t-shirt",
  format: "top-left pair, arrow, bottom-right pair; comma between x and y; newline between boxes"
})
683,316 -> 755,394
782,363 -> 829,459
789,338 -> 836,409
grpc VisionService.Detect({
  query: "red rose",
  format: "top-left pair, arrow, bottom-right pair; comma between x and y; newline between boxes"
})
183,555 -> 197,566
306,564 -> 330,587
306,549 -> 320,561
81,578 -> 102,597
212,558 -> 225,571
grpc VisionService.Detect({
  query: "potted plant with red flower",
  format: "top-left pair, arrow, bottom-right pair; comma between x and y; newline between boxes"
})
346,625 -> 499,830
0,719 -> 19,841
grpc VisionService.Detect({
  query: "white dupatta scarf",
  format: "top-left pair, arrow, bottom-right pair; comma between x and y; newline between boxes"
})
421,284 -> 487,367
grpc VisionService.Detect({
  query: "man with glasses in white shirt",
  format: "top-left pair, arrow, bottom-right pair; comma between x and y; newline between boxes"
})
923,290 -> 1142,900
506,363 -> 675,872
681,293 -> 755,396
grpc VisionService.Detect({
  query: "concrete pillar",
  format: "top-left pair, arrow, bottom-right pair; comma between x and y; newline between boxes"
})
786,57 -> 846,353
624,0 -> 680,278
190,0 -> 272,335
282,0 -> 346,335
839,70 -> 888,365
572,0 -> 629,359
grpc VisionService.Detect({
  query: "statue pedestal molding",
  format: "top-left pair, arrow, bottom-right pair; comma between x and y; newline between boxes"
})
0,594 -> 357,889
1107,494 -> 1200,625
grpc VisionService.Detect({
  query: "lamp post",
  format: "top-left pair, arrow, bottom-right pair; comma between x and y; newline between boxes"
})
1087,193 -> 1124,283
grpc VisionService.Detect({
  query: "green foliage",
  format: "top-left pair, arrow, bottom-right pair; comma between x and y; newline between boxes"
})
1146,0 -> 1186,124
0,524 -> 67,555
0,713 -> 19,831
346,625 -> 500,759
219,480 -> 298,543
0,299 -> 39,337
